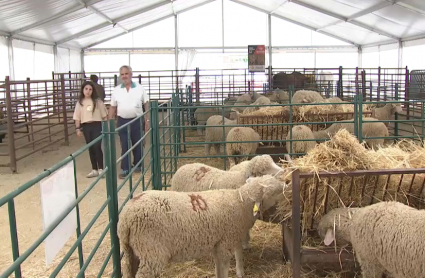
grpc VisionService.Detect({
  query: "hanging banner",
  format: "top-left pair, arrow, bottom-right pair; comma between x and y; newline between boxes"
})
248,45 -> 265,72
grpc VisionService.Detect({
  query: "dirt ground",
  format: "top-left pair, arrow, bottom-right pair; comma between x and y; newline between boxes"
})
0,120 -> 346,277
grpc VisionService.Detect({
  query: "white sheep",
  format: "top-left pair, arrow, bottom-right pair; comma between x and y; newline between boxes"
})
170,154 -> 282,192
371,102 -> 403,126
118,175 -> 287,278
242,96 -> 272,114
204,115 -> 236,156
228,160 -> 251,172
291,90 -> 324,104
226,127 -> 261,167
232,93 -> 254,113
286,125 -> 316,156
194,107 -> 224,135
313,117 -> 389,149
318,201 -> 425,278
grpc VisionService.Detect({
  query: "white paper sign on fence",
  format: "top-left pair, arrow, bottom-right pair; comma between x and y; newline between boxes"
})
40,161 -> 77,266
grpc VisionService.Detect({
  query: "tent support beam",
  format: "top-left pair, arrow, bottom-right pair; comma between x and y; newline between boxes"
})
229,0 -> 359,47
290,0 -> 400,41
83,0 -> 215,49
56,0 -> 170,45
317,1 -> 399,31
10,0 -> 104,36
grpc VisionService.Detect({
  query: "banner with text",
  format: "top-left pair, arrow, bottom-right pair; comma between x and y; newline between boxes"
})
248,45 -> 265,72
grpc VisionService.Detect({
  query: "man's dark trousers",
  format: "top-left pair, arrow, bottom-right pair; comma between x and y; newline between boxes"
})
117,116 -> 143,173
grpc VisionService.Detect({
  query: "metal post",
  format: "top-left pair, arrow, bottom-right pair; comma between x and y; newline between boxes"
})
378,66 -> 381,101
291,170 -> 301,278
358,94 -> 363,143
175,14 -> 179,74
221,0 -> 224,53
338,66 -> 343,98
5,76 -> 17,172
268,13 -> 272,84
60,74 -> 70,145
405,67 -> 410,120
195,67 -> 200,104
72,158 -> 85,277
7,37 -> 15,80
394,84 -> 399,141
8,200 -> 21,278
103,120 -> 121,277
150,101 -> 162,190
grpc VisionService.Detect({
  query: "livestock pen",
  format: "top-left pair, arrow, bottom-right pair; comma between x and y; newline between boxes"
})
1,67 -> 425,277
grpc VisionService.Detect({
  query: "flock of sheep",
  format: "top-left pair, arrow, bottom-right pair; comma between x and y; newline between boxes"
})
116,89 -> 411,278
199,88 -> 402,165
118,154 -> 288,278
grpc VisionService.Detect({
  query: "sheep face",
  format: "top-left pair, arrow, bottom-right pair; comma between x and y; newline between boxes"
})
244,175 -> 287,218
317,207 -> 359,246
247,155 -> 283,177
392,103 -> 403,114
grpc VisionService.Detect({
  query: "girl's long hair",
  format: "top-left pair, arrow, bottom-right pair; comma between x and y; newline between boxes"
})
78,81 -> 99,113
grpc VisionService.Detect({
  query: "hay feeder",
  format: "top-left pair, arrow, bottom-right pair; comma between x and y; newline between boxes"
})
235,107 -> 372,162
282,167 -> 425,278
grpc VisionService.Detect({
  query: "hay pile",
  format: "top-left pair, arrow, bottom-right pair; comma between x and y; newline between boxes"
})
294,103 -> 372,123
275,129 -> 425,243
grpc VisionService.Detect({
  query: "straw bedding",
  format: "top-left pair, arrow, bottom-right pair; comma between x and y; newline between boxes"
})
274,129 -> 425,244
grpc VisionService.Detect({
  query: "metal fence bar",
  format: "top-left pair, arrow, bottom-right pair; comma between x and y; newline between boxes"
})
105,120 -> 121,278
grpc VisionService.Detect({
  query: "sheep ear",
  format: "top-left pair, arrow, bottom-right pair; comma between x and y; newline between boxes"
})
246,177 -> 255,183
253,201 -> 261,217
324,229 -> 335,246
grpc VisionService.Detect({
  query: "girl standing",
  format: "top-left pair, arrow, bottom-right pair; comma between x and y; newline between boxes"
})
73,81 -> 108,178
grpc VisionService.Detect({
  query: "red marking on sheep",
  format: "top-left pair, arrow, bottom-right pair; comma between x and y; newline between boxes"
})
188,194 -> 208,212
132,193 -> 145,201
193,167 -> 210,181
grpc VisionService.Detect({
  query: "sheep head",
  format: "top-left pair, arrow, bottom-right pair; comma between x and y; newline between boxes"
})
247,154 -> 283,177
317,207 -> 359,246
243,175 -> 288,218
391,103 -> 403,114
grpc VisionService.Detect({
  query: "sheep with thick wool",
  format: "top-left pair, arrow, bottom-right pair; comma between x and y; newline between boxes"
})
242,96 -> 272,114
313,117 -> 389,149
286,125 -> 316,156
204,115 -> 236,156
291,90 -> 324,104
171,155 -> 285,249
371,102 -> 403,126
318,201 -> 425,278
171,154 -> 282,192
226,127 -> 261,166
194,107 -> 224,135
118,175 -> 287,278
266,89 -> 290,104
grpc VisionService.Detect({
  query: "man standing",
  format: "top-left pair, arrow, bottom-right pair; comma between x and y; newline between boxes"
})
90,74 -> 106,102
108,65 -> 150,179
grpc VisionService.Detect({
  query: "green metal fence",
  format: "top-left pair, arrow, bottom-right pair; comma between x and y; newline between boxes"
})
0,97 -> 177,277
1,84 -> 424,276
158,85 -> 425,187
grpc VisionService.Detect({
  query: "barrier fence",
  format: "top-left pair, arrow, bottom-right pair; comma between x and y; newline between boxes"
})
0,97 -> 179,277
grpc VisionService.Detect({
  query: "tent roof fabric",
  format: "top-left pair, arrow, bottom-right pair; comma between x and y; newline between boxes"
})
0,0 -> 424,49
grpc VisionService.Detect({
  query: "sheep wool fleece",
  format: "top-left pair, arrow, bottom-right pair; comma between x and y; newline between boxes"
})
117,177 -> 284,278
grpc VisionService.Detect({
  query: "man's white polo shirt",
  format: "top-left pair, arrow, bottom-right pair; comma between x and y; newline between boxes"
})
110,82 -> 149,119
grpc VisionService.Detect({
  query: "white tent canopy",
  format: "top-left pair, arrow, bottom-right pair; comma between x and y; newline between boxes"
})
1,0 -> 425,80
1,0 -> 424,49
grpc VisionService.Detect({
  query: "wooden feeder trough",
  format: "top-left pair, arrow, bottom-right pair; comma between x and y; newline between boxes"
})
283,168 -> 425,278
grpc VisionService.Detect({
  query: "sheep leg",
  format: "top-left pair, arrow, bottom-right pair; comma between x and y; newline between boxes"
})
205,144 -> 211,156
242,231 -> 251,250
213,245 -> 231,278
213,144 -> 221,155
355,252 -> 385,278
234,242 -> 245,278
